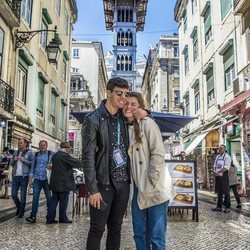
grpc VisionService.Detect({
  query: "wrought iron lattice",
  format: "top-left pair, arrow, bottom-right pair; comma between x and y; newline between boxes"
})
0,79 -> 15,113
6,0 -> 22,20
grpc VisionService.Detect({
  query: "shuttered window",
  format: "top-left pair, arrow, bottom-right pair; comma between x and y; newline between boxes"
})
37,78 -> 45,116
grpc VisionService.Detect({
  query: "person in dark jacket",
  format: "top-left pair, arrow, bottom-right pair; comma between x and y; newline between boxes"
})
82,77 -> 147,250
47,141 -> 82,224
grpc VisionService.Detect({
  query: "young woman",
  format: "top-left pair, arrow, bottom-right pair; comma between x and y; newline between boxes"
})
123,92 -> 173,250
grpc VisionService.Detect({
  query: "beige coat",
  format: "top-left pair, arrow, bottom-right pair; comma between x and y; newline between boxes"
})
128,117 -> 173,210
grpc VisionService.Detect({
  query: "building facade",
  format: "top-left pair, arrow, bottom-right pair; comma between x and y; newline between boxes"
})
71,41 -> 107,108
1,0 -> 78,151
102,0 -> 148,90
174,0 -> 250,193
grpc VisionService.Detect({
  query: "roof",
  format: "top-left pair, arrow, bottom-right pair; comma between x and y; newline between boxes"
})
102,0 -> 148,31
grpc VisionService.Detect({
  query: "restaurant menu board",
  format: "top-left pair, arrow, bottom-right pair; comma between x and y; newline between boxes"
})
167,161 -> 197,207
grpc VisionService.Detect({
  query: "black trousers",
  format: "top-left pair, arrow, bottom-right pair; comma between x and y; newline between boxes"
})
217,192 -> 230,209
229,184 -> 241,205
86,181 -> 130,250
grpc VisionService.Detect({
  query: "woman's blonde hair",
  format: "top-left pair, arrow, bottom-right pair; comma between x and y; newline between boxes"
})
128,92 -> 146,144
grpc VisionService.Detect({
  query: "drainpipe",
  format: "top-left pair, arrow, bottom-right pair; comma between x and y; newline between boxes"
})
240,117 -> 246,196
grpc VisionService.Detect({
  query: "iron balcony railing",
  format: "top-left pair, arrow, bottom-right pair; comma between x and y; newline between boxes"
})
6,0 -> 22,20
0,78 -> 15,113
233,0 -> 241,8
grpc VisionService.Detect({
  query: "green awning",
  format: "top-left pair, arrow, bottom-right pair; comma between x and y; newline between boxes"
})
42,8 -> 53,24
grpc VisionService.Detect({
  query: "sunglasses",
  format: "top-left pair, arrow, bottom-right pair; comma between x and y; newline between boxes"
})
112,90 -> 130,97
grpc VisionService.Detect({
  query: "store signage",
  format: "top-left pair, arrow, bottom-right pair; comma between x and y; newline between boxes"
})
227,121 -> 234,135
166,160 -> 198,221
68,132 -> 74,141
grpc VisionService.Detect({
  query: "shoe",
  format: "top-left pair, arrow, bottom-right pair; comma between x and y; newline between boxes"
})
26,216 -> 36,223
46,219 -> 58,224
236,204 -> 242,209
59,220 -> 72,224
212,206 -> 222,212
224,208 -> 230,213
17,214 -> 23,218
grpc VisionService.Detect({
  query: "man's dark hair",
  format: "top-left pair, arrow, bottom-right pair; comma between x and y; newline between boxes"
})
106,77 -> 129,91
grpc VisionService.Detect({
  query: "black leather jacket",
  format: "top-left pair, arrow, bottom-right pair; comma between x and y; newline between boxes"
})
81,100 -> 129,194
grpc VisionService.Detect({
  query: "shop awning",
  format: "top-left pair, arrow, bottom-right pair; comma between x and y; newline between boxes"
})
71,111 -> 195,134
220,88 -> 250,113
184,131 -> 208,155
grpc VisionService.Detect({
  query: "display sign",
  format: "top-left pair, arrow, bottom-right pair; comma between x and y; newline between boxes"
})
167,160 -> 198,221
68,132 -> 75,141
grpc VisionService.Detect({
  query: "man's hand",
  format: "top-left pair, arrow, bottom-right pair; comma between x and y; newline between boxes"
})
18,156 -> 25,162
89,192 -> 102,209
133,108 -> 148,120
29,177 -> 33,187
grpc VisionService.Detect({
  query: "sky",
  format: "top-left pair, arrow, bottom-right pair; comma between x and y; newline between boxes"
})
73,0 -> 178,61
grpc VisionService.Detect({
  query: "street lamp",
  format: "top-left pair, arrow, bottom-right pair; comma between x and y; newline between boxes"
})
15,26 -> 61,64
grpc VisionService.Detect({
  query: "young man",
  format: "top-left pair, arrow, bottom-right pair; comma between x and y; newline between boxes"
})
26,140 -> 54,223
10,138 -> 34,218
212,144 -> 232,213
82,77 -> 146,250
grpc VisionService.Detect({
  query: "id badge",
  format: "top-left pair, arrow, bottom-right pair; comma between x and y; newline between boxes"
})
113,148 -> 126,168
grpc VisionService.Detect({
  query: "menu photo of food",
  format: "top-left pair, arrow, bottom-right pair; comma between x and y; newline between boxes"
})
170,193 -> 195,206
173,178 -> 194,192
168,162 -> 194,177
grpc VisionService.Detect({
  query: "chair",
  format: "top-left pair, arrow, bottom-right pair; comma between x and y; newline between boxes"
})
72,183 -> 89,217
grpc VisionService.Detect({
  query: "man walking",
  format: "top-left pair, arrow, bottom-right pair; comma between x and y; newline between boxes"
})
47,141 -> 82,224
212,144 -> 232,213
26,140 -> 53,223
82,77 -> 146,250
10,138 -> 34,218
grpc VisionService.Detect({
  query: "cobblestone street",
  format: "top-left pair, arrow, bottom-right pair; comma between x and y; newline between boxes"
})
0,199 -> 250,250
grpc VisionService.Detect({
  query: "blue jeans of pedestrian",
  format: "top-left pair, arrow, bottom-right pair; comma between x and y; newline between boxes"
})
47,191 -> 69,222
31,179 -> 51,217
11,176 -> 29,216
132,186 -> 169,250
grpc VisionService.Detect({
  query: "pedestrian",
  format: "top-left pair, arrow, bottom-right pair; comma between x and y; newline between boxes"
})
123,92 -> 172,249
229,163 -> 242,209
26,140 -> 54,223
10,138 -> 34,218
82,77 -> 147,250
47,141 -> 82,224
212,144 -> 231,213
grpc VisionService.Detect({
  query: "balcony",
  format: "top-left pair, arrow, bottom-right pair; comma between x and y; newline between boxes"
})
70,89 -> 90,99
0,78 -> 15,113
0,0 -> 22,27
234,0 -> 250,14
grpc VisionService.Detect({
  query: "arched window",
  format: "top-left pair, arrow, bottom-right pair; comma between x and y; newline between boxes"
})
125,55 -> 129,71
129,55 -> 132,71
117,55 -> 121,71
121,55 -> 124,71
125,32 -> 128,46
121,32 -> 125,46
117,32 -> 120,46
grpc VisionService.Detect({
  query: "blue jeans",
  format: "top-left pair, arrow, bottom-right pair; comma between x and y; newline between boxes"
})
132,186 -> 169,250
31,179 -> 51,217
11,176 -> 29,216
47,191 -> 70,222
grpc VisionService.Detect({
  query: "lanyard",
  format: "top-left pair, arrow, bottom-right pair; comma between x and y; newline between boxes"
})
117,120 -> 120,146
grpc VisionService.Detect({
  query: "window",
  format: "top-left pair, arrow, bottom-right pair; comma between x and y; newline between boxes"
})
21,0 -> 32,26
0,28 -> 4,77
203,4 -> 212,45
194,84 -> 200,113
206,68 -> 215,104
73,49 -> 79,58
191,0 -> 197,14
183,10 -> 187,33
64,10 -> 69,34
17,65 -> 27,104
173,44 -> 179,57
222,44 -> 235,90
60,103 -> 65,131
71,67 -> 79,73
63,60 -> 67,82
184,94 -> 190,115
37,78 -> 45,117
183,46 -> 189,75
191,28 -> 199,61
40,18 -> 48,50
221,0 -> 232,20
55,0 -> 61,15
174,90 -> 180,106
173,65 -> 179,78
50,92 -> 57,125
